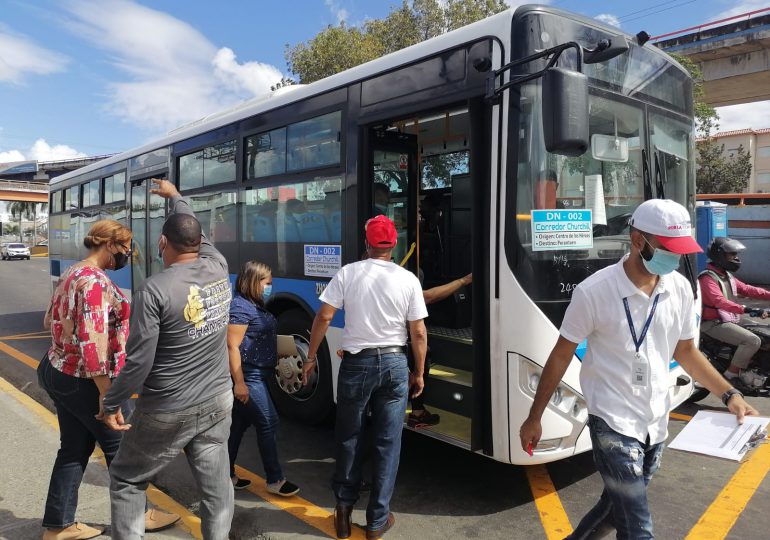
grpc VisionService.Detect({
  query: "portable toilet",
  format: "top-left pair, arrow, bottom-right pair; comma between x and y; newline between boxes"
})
696,200 -> 728,272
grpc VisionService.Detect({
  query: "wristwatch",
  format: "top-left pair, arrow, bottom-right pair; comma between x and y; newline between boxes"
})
721,387 -> 744,406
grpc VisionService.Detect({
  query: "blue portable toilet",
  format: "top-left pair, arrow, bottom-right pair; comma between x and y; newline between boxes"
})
695,201 -> 728,272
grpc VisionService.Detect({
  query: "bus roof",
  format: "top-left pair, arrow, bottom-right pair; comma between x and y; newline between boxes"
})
50,4 -> 682,188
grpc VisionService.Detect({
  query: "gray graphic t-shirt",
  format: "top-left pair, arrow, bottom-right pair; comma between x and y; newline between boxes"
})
103,195 -> 232,414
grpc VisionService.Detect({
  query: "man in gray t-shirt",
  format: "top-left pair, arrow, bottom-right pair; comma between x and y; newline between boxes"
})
101,179 -> 234,540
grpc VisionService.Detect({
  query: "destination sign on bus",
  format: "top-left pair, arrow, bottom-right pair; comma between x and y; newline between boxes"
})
304,245 -> 342,278
531,210 -> 593,251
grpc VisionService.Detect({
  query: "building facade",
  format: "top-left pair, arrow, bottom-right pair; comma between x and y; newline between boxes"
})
698,128 -> 770,192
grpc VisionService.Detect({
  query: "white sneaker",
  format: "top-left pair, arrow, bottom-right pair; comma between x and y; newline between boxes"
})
739,369 -> 767,389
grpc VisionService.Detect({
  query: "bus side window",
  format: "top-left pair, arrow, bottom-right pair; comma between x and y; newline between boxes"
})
253,202 -> 277,242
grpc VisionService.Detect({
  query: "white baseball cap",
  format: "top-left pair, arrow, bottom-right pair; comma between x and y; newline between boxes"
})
629,199 -> 703,254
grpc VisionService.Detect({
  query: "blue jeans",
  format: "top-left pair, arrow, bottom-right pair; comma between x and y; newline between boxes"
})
37,355 -> 131,529
228,366 -> 284,484
566,415 -> 664,540
109,392 -> 234,540
333,351 -> 409,530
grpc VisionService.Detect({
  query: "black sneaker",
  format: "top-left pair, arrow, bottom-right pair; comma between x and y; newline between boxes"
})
266,479 -> 300,497
232,477 -> 251,490
408,409 -> 440,428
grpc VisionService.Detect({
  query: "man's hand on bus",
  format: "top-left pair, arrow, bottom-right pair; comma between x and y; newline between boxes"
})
409,373 -> 424,398
519,416 -> 542,454
150,178 -> 179,199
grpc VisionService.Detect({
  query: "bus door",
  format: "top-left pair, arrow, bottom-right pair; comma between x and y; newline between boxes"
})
129,174 -> 167,291
365,129 -> 419,273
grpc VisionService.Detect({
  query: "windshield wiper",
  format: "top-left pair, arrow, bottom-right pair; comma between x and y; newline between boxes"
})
654,150 -> 665,199
642,149 -> 652,199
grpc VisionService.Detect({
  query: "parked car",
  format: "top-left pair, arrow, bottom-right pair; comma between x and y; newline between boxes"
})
1,243 -> 31,260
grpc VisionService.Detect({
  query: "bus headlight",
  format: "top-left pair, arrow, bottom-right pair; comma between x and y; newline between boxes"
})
519,357 -> 587,423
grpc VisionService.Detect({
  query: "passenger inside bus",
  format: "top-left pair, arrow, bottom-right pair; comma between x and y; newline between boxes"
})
534,169 -> 564,210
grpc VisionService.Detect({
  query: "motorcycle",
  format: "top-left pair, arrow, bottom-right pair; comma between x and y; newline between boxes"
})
691,308 -> 770,402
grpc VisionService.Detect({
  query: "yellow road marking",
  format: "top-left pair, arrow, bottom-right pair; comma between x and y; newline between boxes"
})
0,362 -> 200,538
525,464 -> 573,539
686,440 -> 770,539
235,465 -> 358,539
0,330 -> 49,338
1,334 -> 50,340
0,340 -> 40,369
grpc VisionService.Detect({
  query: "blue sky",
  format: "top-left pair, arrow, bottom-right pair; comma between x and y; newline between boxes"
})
1,0 -> 769,163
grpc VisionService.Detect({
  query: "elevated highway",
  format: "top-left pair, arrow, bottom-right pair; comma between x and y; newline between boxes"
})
0,181 -> 47,203
655,8 -> 770,107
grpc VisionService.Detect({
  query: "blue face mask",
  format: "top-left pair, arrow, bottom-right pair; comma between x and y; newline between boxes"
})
641,237 -> 681,276
262,284 -> 273,302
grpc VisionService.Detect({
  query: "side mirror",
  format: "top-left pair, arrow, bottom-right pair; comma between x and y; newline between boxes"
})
542,68 -> 589,157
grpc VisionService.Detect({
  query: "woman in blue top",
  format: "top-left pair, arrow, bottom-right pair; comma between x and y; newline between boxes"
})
227,261 -> 299,496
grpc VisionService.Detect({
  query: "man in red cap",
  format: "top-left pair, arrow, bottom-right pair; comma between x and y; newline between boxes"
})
305,215 -> 428,539
519,199 -> 757,539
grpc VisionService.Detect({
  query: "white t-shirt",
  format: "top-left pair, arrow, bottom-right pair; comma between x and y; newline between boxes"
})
559,255 -> 698,445
320,259 -> 428,354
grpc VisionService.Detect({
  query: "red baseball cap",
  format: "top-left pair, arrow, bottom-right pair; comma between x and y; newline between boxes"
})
365,215 -> 397,248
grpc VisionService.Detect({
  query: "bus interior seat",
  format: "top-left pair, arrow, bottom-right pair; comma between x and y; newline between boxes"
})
298,212 -> 330,242
252,214 -> 276,242
280,213 -> 301,242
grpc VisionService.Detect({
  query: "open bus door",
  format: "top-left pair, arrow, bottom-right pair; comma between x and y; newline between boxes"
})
363,120 -> 475,448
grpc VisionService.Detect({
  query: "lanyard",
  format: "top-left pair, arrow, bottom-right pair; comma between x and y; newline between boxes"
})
623,294 -> 660,356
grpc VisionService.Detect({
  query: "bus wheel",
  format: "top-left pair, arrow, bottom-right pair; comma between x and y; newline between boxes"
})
270,308 -> 334,424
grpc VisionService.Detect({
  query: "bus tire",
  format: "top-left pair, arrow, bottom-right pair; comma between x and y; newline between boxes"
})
269,308 -> 334,424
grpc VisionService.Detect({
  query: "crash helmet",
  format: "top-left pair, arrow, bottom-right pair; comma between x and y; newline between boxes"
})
708,236 -> 746,272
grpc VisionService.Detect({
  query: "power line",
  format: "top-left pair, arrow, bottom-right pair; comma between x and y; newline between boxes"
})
618,0 -> 684,22
621,0 -> 699,24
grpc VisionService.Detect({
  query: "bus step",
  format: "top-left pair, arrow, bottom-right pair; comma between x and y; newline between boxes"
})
405,404 -> 471,446
422,364 -> 473,417
428,335 -> 473,371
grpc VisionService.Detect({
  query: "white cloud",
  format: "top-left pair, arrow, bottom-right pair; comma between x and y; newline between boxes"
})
0,27 -> 68,83
0,150 -> 26,163
595,14 -> 622,28
325,0 -> 349,25
714,0 -> 768,20
60,0 -> 283,133
715,101 -> 770,132
0,139 -> 86,163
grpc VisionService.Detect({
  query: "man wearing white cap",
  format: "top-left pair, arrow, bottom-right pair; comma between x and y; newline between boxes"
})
519,199 -> 757,539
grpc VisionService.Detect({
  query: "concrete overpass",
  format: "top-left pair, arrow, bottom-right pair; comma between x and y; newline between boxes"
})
655,8 -> 770,107
0,181 -> 47,204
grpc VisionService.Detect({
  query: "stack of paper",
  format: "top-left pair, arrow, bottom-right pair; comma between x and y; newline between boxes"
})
668,410 -> 769,462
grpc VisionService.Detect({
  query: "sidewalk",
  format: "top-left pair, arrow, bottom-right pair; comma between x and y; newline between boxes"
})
0,377 -> 193,540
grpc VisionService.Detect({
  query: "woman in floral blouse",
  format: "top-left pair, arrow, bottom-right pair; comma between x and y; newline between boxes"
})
38,220 -> 177,540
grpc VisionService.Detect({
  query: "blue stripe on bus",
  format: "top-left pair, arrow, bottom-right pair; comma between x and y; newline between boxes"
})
574,339 -> 680,370
50,258 -> 344,328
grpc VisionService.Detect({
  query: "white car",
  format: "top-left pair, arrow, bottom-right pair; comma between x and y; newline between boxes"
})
1,243 -> 31,260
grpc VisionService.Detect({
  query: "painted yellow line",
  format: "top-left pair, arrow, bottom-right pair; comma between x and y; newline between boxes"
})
0,340 -> 40,369
525,464 -> 573,540
0,330 -> 49,339
235,465 -> 365,539
0,371 -> 200,538
670,412 -> 694,422
686,440 -> 770,539
1,334 -> 50,341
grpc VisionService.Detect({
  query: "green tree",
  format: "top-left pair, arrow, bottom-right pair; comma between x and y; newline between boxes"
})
672,53 -> 752,194
286,0 -> 508,83
8,201 -> 37,242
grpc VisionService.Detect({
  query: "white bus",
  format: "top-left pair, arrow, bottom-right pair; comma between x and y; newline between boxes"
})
48,5 -> 697,465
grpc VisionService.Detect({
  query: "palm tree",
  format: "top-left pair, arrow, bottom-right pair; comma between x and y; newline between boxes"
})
8,201 -> 37,243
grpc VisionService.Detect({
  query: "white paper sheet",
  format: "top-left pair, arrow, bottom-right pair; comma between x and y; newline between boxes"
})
668,410 -> 769,461
584,174 -> 607,226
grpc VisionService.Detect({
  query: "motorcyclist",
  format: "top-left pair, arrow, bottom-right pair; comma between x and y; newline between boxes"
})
699,236 -> 770,390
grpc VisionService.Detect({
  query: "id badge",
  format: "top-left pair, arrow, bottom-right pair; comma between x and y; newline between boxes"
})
632,360 -> 649,387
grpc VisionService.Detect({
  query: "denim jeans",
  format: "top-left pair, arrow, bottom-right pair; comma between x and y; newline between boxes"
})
566,415 -> 664,540
37,354 -> 131,529
228,366 -> 284,484
109,392 -> 234,540
333,351 -> 409,530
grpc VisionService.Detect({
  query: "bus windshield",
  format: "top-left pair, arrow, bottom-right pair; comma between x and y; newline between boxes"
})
507,11 -> 695,326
